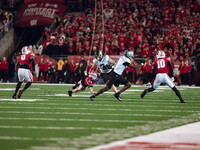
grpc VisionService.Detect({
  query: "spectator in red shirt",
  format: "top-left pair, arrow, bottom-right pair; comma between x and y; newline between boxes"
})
141,61 -> 147,84
44,59 -> 52,82
141,47 -> 152,58
69,59 -> 76,83
179,61 -> 185,85
145,59 -> 153,82
183,60 -> 192,85
1,57 -> 9,82
37,58 -> 45,82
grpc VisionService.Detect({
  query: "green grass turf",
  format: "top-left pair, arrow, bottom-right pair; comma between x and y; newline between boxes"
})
0,83 -> 199,150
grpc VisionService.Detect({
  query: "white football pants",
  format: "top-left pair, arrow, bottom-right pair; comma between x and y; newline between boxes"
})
153,73 -> 175,89
18,68 -> 33,82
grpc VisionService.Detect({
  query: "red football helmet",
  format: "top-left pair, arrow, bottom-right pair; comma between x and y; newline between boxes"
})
89,73 -> 99,81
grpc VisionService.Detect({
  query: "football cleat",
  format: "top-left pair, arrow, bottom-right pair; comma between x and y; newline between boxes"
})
180,99 -> 187,103
90,95 -> 95,101
12,93 -> 17,99
141,90 -> 147,98
17,90 -> 23,99
68,90 -> 72,97
114,93 -> 121,101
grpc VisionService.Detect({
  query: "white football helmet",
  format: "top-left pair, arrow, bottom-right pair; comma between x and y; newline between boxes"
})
95,50 -> 103,61
124,50 -> 134,60
21,46 -> 31,55
156,50 -> 166,59
89,73 -> 98,81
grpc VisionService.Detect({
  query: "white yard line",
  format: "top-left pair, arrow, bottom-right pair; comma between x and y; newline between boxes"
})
0,117 -> 148,123
0,99 -> 46,102
1,102 -> 196,108
85,121 -> 200,150
1,83 -> 200,88
0,125 -> 117,131
0,111 -> 178,117
0,106 -> 198,112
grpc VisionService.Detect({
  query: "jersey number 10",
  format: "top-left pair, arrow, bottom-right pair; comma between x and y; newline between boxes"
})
157,59 -> 165,69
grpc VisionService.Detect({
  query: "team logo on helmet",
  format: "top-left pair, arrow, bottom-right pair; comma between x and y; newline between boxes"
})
156,50 -> 166,59
21,46 -> 31,55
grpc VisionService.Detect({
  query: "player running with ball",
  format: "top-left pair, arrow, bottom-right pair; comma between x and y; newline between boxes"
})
141,50 -> 186,103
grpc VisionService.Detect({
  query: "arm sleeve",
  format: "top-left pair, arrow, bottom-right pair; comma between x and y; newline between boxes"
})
149,64 -> 157,82
30,58 -> 35,72
167,61 -> 173,77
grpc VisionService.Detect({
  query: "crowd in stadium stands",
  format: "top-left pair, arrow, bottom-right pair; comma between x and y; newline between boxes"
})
42,0 -> 200,58
1,0 -> 200,85
38,0 -> 200,85
0,9 -> 14,33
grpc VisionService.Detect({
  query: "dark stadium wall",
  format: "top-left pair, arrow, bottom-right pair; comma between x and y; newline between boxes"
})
14,26 -> 45,53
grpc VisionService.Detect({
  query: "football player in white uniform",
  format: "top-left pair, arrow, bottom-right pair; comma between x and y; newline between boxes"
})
89,50 -> 118,94
90,50 -> 142,101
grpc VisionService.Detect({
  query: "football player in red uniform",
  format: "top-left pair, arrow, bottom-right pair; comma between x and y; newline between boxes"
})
141,50 -> 186,103
12,46 -> 35,99
68,73 -> 98,96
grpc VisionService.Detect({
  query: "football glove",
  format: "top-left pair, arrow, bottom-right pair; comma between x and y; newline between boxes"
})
171,77 -> 175,82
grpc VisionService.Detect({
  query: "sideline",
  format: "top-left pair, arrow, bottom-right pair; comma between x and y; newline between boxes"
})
85,121 -> 200,150
1,83 -> 200,88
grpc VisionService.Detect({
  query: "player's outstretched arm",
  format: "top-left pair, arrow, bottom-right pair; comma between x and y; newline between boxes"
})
15,61 -> 19,72
108,58 -> 115,65
128,63 -> 142,69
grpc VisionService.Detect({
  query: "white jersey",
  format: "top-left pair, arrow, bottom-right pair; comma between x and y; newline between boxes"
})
114,56 -> 131,75
93,55 -> 112,74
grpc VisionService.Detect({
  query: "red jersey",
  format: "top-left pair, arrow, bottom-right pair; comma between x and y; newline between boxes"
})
18,53 -> 35,67
183,64 -> 192,74
146,64 -> 153,73
155,57 -> 170,74
38,62 -> 45,71
83,76 -> 97,87
1,60 -> 9,70
179,64 -> 184,74
44,62 -> 52,72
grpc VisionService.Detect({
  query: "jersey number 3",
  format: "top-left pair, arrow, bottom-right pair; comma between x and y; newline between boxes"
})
157,59 -> 165,69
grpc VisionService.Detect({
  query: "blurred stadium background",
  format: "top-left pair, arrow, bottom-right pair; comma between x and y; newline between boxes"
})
0,0 -> 200,85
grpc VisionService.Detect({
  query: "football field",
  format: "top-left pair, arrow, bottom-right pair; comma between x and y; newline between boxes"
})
0,83 -> 199,150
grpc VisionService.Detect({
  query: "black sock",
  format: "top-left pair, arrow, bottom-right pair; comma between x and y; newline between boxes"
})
146,87 -> 155,93
172,87 -> 183,100
15,82 -> 22,94
22,82 -> 32,92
